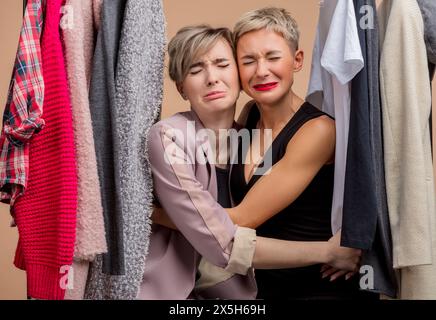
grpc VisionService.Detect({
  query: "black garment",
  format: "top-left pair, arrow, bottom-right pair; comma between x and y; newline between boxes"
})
341,0 -> 397,297
215,166 -> 232,208
230,102 -> 376,300
342,0 -> 378,250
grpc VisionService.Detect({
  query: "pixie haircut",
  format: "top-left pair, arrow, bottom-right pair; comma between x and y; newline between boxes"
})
168,25 -> 234,84
233,7 -> 300,52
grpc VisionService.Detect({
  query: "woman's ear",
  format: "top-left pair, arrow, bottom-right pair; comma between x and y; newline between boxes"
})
176,83 -> 188,100
293,49 -> 304,73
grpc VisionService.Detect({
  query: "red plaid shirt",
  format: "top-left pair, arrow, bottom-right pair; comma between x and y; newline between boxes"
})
0,0 -> 45,206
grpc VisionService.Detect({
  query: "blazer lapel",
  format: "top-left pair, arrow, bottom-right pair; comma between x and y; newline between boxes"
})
189,111 -> 217,197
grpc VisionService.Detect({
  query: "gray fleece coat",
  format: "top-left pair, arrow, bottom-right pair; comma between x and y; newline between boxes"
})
85,0 -> 165,299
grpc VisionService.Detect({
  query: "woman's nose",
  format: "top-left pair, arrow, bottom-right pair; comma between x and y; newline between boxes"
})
255,60 -> 269,78
206,70 -> 219,86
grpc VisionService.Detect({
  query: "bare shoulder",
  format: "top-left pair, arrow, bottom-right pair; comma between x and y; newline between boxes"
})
306,114 -> 335,132
294,115 -> 335,143
285,115 -> 335,162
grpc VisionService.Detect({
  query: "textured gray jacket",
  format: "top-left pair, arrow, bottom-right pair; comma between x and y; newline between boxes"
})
85,0 -> 166,299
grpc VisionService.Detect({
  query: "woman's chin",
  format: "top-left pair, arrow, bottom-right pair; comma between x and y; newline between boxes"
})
206,102 -> 235,113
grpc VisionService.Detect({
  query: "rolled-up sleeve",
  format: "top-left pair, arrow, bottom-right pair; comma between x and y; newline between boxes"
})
225,227 -> 256,275
147,123 -> 255,274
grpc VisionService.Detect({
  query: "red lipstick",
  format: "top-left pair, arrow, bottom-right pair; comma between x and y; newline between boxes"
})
253,82 -> 278,91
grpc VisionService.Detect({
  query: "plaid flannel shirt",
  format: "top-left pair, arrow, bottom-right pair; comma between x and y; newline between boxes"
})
0,0 -> 45,206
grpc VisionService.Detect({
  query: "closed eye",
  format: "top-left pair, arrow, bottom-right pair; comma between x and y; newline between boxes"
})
218,64 -> 230,68
189,68 -> 202,75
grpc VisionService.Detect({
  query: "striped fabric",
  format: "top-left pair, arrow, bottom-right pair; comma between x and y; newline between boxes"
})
0,0 -> 45,205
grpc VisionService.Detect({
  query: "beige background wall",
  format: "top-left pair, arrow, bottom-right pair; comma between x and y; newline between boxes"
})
0,0 -> 435,300
161,0 -> 320,119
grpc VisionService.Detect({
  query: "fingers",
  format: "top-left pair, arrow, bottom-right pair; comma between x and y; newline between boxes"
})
320,267 -> 359,281
345,271 -> 357,281
329,270 -> 348,282
321,267 -> 338,279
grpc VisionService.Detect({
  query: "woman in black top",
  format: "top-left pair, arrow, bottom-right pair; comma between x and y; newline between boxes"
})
225,8 -> 377,299
230,102 -> 374,299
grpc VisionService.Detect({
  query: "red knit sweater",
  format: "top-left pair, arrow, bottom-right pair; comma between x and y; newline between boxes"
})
13,0 -> 78,300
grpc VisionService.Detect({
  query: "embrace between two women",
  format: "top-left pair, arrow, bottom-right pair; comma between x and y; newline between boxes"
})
137,7 -> 377,300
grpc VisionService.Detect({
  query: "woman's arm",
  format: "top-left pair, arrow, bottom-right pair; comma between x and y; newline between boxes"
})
227,115 -> 335,228
149,119 -> 359,273
148,122 -> 255,274
152,207 -> 360,271
253,230 -> 360,271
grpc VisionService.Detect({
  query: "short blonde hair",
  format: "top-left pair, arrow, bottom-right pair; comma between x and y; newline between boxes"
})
168,25 -> 234,84
233,7 -> 300,51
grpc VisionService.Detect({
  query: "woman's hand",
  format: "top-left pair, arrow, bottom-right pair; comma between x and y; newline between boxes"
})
320,264 -> 358,282
151,206 -> 178,230
325,230 -> 362,273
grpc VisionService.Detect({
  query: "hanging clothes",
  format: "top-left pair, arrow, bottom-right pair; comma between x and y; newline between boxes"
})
342,0 -> 378,250
62,0 -> 107,300
0,0 -> 45,206
417,0 -> 436,66
85,0 -> 165,299
23,0 -> 27,16
417,0 -> 436,191
86,0 -> 127,276
379,0 -> 436,299
12,0 -> 78,300
306,0 -> 364,235
341,0 -> 397,297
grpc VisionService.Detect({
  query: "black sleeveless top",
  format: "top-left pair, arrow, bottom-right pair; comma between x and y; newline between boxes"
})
230,102 -> 376,300
215,166 -> 231,208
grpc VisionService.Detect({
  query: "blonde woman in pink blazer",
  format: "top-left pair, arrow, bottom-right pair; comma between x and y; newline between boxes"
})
137,25 -> 360,300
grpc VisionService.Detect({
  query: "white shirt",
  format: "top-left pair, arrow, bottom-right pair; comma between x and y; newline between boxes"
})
307,0 -> 364,233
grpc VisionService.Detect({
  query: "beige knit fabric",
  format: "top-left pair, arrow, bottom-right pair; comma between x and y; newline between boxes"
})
379,0 -> 436,299
63,0 -> 107,300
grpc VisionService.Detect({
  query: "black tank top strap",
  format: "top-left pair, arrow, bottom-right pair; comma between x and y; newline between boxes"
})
246,101 -> 329,135
277,102 -> 331,151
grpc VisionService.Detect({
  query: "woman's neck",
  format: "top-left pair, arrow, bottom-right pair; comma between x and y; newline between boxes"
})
198,108 -> 235,132
256,91 -> 304,132
195,107 -> 235,168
